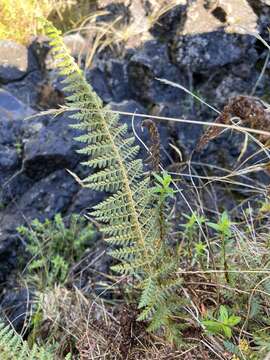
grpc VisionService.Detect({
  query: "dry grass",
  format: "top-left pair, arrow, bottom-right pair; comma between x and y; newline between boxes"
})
69,0 -> 181,68
31,285 -> 214,359
0,0 -> 180,48
0,0 -> 76,44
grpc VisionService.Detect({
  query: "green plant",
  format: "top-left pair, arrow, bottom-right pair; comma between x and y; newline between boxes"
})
40,19 -> 270,356
182,212 -> 205,259
0,0 -> 53,44
18,214 -> 94,289
202,305 -> 241,339
0,0 -> 88,44
207,211 -> 232,283
41,19 -> 184,344
14,141 -> 23,155
0,320 -> 72,359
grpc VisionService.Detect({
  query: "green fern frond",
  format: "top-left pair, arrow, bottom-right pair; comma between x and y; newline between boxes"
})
41,19 -> 148,249
42,19 -> 183,344
0,321 -> 71,360
138,277 -> 157,309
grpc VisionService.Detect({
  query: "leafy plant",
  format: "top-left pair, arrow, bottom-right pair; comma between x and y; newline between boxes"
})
41,19 -> 184,344
0,320 -> 72,359
202,305 -> 241,339
182,212 -> 205,259
207,211 -> 232,283
39,19 -> 270,356
18,214 -> 94,289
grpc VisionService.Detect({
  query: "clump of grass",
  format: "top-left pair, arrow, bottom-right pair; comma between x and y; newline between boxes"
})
0,0 -> 50,44
0,0 -> 81,44
73,0 -> 180,68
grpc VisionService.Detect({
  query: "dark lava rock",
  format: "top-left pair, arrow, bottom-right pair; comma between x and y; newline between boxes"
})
0,288 -> 32,332
86,65 -> 112,103
0,89 -> 34,127
0,170 -> 79,283
127,40 -> 184,103
67,187 -> 105,215
193,130 -> 270,190
172,31 -> 258,72
105,59 -> 131,102
0,170 -> 78,234
96,2 -> 129,24
150,4 -> 187,40
3,70 -> 43,108
0,165 -> 104,283
0,89 -> 34,196
22,114 -> 83,180
86,57 -> 131,103
109,99 -> 148,151
248,0 -> 270,37
0,146 -> 19,171
156,102 -> 202,155
0,173 -> 35,208
0,40 -> 38,83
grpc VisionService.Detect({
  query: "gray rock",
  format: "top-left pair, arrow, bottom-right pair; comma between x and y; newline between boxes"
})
86,65 -> 112,103
247,0 -> 270,39
0,90 -> 36,206
0,288 -> 32,332
0,170 -> 79,283
127,40 -> 184,103
109,99 -> 147,140
23,114 -> 83,179
67,187 -> 105,215
0,146 -> 19,171
173,31 -> 258,72
3,70 -> 43,108
0,170 -> 79,239
150,4 -> 187,40
0,40 -> 38,83
0,89 -> 34,129
96,2 -> 129,24
156,102 -> 202,155
0,173 -> 35,209
105,59 -> 131,102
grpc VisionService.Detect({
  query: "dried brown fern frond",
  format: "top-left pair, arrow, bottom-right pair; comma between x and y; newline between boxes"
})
141,119 -> 161,173
197,96 -> 270,151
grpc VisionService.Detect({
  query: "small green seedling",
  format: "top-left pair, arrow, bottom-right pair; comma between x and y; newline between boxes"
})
152,172 -> 175,200
207,211 -> 232,238
207,211 -> 233,283
202,305 -> 241,338
182,212 -> 206,259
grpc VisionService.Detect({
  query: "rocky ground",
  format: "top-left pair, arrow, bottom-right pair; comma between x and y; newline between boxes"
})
1,0 -> 270,331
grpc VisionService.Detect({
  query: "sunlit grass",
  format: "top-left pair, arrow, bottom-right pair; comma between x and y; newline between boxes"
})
0,0 -> 78,44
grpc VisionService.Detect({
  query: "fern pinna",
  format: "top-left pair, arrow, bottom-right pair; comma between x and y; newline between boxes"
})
42,20 -> 183,343
0,320 -> 71,359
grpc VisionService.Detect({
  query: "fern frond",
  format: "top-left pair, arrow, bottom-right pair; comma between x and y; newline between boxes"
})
138,278 -> 157,309
42,19 -> 149,248
0,321 -> 70,360
42,19 -> 184,344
